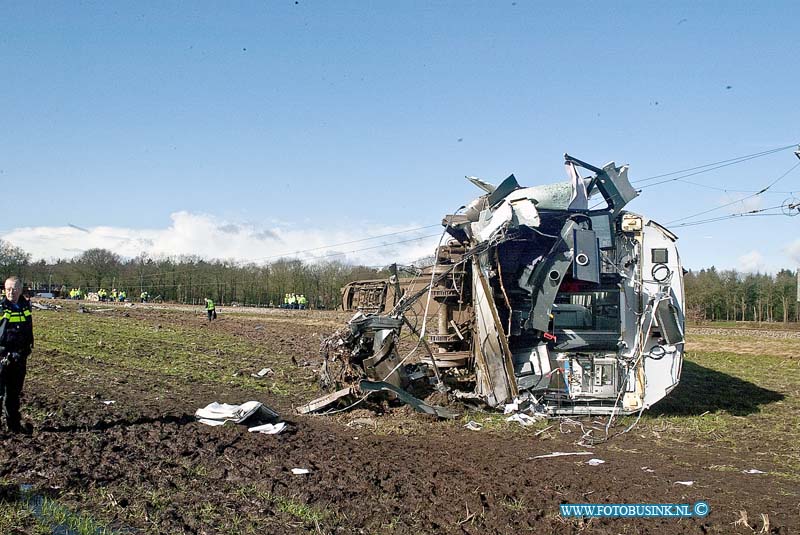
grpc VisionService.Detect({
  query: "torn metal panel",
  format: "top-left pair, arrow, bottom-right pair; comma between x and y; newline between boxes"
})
318,153 -> 684,418
472,259 -> 518,406
466,176 -> 496,193
296,386 -> 356,414
487,174 -> 520,207
358,381 -> 458,419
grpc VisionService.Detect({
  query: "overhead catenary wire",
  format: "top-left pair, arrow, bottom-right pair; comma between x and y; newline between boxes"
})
632,143 -> 798,186
670,204 -> 787,228
669,178 -> 794,195
665,160 -> 800,225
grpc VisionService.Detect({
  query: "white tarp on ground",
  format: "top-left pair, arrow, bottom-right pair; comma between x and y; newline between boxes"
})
195,401 -> 284,433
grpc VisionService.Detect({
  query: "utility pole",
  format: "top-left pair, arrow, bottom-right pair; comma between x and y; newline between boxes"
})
796,267 -> 799,322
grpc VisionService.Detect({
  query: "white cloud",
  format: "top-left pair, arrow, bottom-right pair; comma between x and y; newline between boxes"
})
1,212 -> 442,267
737,250 -> 767,273
786,239 -> 800,265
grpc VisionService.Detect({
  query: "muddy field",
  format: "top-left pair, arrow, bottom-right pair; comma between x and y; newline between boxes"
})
0,301 -> 797,534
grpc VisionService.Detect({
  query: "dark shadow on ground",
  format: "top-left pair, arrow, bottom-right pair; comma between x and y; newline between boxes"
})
36,413 -> 196,433
649,360 -> 784,416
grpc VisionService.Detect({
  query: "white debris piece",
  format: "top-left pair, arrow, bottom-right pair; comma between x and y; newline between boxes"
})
102,400 -> 116,405
641,466 -> 655,473
464,421 -> 483,431
675,481 -> 694,486
251,367 -> 274,378
586,459 -> 606,466
531,451 -> 593,459
506,413 -> 540,426
503,401 -> 519,414
248,422 -> 287,435
291,468 -> 310,475
742,469 -> 766,474
195,401 -> 279,427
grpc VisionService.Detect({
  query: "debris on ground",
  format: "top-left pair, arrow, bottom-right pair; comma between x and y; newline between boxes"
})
464,421 -> 483,431
248,422 -> 287,435
251,367 -> 274,378
585,458 -> 606,466
291,468 -> 310,475
32,301 -> 62,311
505,413 -> 542,427
530,451 -> 593,460
195,401 -> 282,432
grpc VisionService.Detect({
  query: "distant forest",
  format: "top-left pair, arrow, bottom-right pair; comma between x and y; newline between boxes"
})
684,267 -> 798,323
2,240 -> 798,320
1,241 -> 385,309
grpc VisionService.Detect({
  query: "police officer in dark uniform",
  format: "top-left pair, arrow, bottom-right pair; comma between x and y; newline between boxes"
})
0,276 -> 34,434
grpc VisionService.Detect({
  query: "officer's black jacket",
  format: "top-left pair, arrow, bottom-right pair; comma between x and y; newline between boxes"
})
0,296 -> 34,356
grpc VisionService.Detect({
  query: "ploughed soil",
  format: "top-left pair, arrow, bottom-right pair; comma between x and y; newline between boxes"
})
0,303 -> 796,534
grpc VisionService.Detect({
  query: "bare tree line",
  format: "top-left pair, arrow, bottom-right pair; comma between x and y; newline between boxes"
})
1,241 -> 384,309
685,268 -> 798,323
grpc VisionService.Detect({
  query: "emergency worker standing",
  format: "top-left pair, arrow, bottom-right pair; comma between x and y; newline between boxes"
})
0,277 -> 33,434
204,298 -> 217,321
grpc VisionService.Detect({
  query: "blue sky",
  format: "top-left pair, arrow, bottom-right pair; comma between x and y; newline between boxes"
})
2,1 -> 798,271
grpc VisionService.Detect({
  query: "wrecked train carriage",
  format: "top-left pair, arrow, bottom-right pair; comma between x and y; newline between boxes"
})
317,155 -> 685,417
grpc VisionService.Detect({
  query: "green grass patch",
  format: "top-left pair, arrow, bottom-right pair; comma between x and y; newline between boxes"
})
234,484 -> 337,527
33,309 -> 317,400
0,484 -> 120,535
643,348 -> 800,478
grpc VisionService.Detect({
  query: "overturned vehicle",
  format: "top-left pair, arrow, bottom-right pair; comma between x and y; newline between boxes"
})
303,154 -> 685,417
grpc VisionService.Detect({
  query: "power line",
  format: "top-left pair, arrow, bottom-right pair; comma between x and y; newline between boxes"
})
666,160 -> 800,225
632,143 -> 797,186
670,203 -> 787,228
244,224 -> 441,263
671,178 -> 794,194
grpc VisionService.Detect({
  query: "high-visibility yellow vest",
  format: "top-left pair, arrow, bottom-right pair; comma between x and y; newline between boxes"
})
2,308 -> 31,323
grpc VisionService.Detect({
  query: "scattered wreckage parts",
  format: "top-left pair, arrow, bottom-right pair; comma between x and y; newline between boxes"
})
296,380 -> 458,419
307,154 -> 685,418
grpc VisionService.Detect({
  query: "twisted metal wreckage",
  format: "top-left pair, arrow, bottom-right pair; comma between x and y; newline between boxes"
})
299,155 -> 685,420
